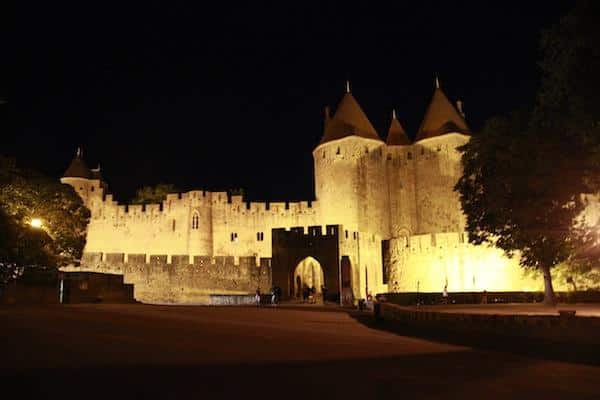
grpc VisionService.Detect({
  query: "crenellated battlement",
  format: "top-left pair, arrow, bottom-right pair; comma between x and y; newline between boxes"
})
93,188 -> 316,220
81,252 -> 272,269
273,224 -> 339,238
402,231 -> 468,252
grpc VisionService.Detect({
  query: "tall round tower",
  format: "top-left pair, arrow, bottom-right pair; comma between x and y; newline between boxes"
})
313,83 -> 385,233
413,79 -> 471,234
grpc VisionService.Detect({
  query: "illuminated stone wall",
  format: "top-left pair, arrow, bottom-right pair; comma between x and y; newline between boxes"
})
313,137 -> 386,234
412,134 -> 467,234
75,186 -> 320,261
63,252 -> 272,304
385,232 -> 577,293
385,146 -> 418,238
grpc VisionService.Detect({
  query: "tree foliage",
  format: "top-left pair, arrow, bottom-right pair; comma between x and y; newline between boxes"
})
456,1 -> 600,305
131,183 -> 178,204
0,157 -> 90,270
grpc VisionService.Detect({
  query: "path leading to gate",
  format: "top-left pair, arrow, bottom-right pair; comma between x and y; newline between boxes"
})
1,304 -> 599,399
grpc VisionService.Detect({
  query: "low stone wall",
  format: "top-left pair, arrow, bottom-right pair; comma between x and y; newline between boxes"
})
63,252 -> 272,304
0,283 -> 59,304
378,291 -> 600,306
377,303 -> 600,346
209,294 -> 256,306
59,272 -> 135,304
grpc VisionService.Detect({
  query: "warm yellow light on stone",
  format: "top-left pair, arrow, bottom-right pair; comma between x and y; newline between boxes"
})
30,218 -> 43,229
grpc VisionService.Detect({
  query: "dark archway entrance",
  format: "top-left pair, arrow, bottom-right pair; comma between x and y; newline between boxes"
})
271,225 -> 341,302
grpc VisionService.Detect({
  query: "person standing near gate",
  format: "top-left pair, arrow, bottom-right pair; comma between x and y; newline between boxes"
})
255,288 -> 261,307
271,286 -> 277,306
321,284 -> 328,304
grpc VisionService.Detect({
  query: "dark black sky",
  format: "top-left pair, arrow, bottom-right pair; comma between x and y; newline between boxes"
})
2,1 -> 570,202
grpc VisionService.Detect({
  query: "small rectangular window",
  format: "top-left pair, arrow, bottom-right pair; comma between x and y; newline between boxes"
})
345,230 -> 348,239
257,232 -> 264,241
231,232 -> 238,242
172,220 -> 176,231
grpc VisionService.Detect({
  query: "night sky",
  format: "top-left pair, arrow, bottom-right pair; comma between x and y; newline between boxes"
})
2,1 -> 570,202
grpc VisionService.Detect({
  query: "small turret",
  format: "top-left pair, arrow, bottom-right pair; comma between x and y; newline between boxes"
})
386,109 -> 411,146
61,147 -> 103,207
62,147 -> 92,179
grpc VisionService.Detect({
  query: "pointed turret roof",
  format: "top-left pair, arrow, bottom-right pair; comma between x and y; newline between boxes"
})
63,148 -> 92,179
320,84 -> 381,145
386,110 -> 411,146
416,83 -> 470,142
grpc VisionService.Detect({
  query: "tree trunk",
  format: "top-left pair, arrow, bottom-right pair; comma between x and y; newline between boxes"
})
541,263 -> 557,306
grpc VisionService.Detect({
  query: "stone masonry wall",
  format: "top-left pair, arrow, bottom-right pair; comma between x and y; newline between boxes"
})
71,252 -> 272,304
82,188 -> 320,261
384,231 -> 574,293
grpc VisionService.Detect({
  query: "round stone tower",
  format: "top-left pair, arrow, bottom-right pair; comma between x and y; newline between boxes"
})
313,84 -> 385,233
413,80 -> 471,234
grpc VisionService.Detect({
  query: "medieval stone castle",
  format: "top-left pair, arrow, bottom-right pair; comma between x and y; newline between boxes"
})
61,82 -> 553,304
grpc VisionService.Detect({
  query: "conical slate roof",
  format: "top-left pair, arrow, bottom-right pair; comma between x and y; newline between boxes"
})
63,148 -> 92,179
320,91 -> 381,145
386,110 -> 411,146
416,87 -> 470,141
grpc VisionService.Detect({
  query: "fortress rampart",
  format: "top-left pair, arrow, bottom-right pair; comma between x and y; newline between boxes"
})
63,252 -> 272,304
386,231 -> 555,293
82,187 -> 320,261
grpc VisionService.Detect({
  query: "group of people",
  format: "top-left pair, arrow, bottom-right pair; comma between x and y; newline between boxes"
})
255,286 -> 282,306
301,284 -> 328,304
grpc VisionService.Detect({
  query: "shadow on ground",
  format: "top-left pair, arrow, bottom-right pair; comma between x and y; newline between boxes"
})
2,351 -> 563,400
349,312 -> 600,367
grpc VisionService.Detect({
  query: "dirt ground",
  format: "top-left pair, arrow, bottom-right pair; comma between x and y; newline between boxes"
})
2,304 -> 600,399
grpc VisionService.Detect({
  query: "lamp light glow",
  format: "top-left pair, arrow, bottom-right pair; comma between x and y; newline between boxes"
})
30,218 -> 43,229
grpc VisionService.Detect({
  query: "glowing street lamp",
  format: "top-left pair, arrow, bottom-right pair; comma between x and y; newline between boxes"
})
30,218 -> 43,229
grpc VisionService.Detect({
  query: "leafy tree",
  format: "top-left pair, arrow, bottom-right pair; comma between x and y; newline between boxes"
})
0,157 -> 90,270
131,183 -> 178,204
456,1 -> 600,305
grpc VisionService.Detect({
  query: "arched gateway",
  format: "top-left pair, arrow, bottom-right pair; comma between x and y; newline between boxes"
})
293,256 -> 325,298
271,225 -> 343,303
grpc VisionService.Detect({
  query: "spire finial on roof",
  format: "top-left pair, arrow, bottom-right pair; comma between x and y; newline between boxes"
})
392,109 -> 397,119
76,147 -> 82,158
345,80 -> 351,93
435,76 -> 440,89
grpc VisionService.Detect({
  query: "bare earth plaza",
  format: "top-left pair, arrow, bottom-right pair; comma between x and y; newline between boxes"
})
2,2 -> 600,399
